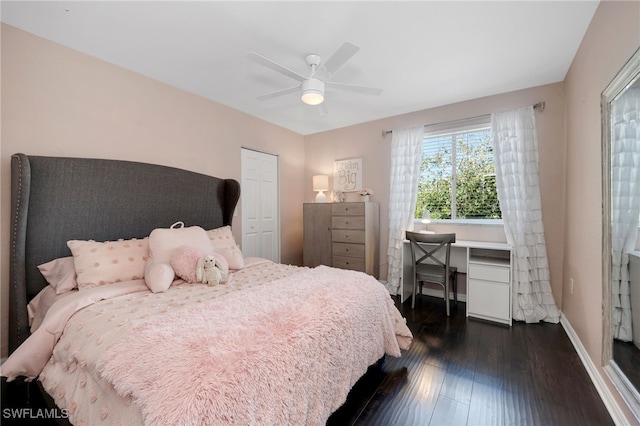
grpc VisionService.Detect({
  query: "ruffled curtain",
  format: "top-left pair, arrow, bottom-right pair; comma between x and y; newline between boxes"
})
492,106 -> 560,323
385,126 -> 424,295
611,86 -> 640,341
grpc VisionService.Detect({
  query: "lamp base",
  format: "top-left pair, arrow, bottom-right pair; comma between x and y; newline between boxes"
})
315,191 -> 327,203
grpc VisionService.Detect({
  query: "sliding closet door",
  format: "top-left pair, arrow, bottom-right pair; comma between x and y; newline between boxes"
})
241,148 -> 280,262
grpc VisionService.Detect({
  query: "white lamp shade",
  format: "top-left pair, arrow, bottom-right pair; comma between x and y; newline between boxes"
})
301,79 -> 325,105
313,175 -> 329,203
313,175 -> 329,191
421,209 -> 431,224
301,91 -> 324,105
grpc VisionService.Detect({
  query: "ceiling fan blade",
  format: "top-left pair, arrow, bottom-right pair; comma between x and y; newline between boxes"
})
318,102 -> 328,117
326,81 -> 383,96
323,42 -> 360,77
246,52 -> 306,83
256,85 -> 300,101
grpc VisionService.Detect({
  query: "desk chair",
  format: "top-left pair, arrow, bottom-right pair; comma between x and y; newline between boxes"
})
406,231 -> 457,315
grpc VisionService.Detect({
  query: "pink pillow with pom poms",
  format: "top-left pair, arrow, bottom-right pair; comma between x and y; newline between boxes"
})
171,246 -> 228,284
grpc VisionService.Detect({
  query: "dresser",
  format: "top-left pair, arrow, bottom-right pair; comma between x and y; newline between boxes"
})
303,202 -> 379,278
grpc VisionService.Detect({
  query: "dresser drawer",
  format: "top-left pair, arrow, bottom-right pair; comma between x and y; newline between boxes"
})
332,230 -> 366,244
332,203 -> 365,216
332,216 -> 365,230
332,256 -> 366,272
468,262 -> 510,283
332,242 -> 365,258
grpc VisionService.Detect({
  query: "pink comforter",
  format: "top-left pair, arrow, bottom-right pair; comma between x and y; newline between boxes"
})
0,280 -> 150,381
2,261 -> 412,425
98,266 -> 409,425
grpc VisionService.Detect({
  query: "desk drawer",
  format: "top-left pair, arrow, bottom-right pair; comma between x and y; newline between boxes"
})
333,256 -> 366,272
468,278 -> 510,321
468,262 -> 510,283
332,216 -> 365,230
332,242 -> 365,258
332,230 -> 365,244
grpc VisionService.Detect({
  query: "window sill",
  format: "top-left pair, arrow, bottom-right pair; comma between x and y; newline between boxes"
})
414,219 -> 504,227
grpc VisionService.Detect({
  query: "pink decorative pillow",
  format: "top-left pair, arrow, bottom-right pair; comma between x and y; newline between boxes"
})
146,222 -> 212,292
37,257 -> 78,294
28,285 -> 75,332
171,246 -> 228,284
67,238 -> 149,290
206,226 -> 245,270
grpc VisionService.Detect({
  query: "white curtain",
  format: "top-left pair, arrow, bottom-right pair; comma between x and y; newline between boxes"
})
492,106 -> 560,323
612,86 -> 640,342
385,126 -> 424,295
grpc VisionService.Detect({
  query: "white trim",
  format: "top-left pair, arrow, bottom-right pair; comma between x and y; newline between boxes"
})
379,280 -> 467,303
604,362 -> 640,424
413,219 -> 504,227
419,287 -> 467,303
560,312 -> 628,425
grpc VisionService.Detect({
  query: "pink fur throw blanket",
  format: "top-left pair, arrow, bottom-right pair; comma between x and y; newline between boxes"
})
98,266 -> 411,425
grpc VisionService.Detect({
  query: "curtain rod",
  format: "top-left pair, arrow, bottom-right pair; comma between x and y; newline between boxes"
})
382,101 -> 545,136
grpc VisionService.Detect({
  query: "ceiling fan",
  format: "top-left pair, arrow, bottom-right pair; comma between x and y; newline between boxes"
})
247,42 -> 383,114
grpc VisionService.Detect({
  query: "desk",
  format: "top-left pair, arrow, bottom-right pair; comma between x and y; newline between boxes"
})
402,239 -> 513,325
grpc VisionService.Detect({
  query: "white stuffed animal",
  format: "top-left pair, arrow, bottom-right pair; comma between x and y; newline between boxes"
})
196,255 -> 229,286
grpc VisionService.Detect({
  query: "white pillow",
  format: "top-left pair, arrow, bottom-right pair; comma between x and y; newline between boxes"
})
146,222 -> 212,292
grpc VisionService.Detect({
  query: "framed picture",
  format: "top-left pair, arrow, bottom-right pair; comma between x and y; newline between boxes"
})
333,158 -> 362,192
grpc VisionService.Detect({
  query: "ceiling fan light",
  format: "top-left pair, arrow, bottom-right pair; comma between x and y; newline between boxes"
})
302,90 -> 324,105
301,78 -> 325,105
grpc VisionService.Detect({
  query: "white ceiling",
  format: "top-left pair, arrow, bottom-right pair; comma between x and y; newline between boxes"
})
1,1 -> 599,135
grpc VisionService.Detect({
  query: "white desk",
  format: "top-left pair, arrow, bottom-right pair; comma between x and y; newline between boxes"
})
402,239 -> 513,325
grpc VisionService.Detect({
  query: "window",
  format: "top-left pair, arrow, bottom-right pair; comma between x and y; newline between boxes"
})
415,122 -> 501,220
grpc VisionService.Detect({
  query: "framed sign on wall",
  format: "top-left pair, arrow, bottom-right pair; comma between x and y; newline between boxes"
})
333,158 -> 362,192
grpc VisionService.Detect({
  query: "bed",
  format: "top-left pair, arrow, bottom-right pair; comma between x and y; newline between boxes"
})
2,153 -> 412,425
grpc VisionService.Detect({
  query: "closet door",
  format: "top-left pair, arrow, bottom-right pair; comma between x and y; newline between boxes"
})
241,148 -> 280,262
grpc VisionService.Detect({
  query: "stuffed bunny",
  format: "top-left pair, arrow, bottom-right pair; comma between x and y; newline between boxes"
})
196,255 -> 229,286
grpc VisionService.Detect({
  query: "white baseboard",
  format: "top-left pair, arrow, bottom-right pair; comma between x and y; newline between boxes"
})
379,280 -> 466,303
560,312 -> 628,426
419,287 -> 467,303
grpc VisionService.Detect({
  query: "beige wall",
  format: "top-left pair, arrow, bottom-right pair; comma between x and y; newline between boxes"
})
563,1 -> 640,423
0,24 -> 305,358
305,82 -> 567,306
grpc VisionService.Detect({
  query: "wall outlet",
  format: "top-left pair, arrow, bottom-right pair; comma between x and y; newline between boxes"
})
570,278 -> 574,295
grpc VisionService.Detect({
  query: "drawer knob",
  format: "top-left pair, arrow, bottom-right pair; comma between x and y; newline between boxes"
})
346,248 -> 350,252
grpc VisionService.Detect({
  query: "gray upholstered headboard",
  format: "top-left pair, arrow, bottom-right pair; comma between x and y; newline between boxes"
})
9,153 -> 240,353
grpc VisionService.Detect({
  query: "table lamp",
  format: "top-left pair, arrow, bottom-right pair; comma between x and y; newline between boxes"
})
421,209 -> 434,233
313,175 -> 329,203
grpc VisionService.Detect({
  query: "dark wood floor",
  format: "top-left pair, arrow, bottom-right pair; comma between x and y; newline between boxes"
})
328,295 -> 614,426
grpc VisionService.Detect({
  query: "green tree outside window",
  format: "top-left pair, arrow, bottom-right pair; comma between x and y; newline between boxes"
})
415,127 -> 501,220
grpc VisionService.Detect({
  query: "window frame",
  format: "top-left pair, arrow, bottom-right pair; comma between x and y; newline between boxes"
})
416,118 -> 503,224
